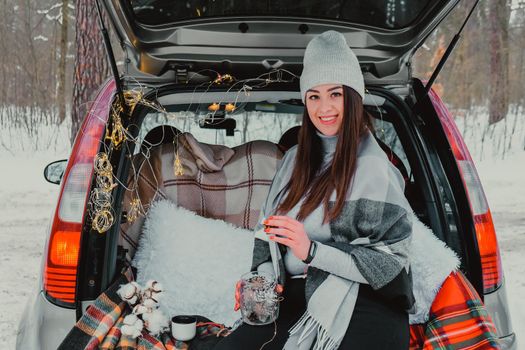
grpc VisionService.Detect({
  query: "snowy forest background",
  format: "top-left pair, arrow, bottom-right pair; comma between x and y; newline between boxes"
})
0,0 -> 524,349
1,0 -> 524,157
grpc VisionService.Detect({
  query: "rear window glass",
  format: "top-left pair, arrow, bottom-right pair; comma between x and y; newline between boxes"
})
135,100 -> 410,179
128,0 -> 434,29
136,102 -> 303,152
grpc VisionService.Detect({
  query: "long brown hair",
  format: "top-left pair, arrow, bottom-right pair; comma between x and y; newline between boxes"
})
277,86 -> 374,222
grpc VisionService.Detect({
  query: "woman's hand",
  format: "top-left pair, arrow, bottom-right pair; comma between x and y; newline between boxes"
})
264,216 -> 311,261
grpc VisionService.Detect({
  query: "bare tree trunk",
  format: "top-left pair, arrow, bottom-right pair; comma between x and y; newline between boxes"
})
57,0 -> 69,123
488,0 -> 510,125
70,0 -> 110,144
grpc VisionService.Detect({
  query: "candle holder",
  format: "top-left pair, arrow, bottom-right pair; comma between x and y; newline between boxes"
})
239,271 -> 280,325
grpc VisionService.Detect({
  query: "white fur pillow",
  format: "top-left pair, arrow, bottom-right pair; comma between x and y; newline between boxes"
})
409,214 -> 460,324
132,200 -> 254,326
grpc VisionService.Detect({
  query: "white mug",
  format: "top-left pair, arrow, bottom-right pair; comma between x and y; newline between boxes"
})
171,315 -> 197,341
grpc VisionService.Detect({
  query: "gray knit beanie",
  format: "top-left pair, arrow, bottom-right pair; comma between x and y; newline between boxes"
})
300,30 -> 365,102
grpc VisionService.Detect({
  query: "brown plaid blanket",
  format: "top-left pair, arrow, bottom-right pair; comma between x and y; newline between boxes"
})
59,267 -> 231,350
409,271 -> 500,349
120,131 -> 283,260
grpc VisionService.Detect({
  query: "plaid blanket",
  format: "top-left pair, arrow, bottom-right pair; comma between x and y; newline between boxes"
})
120,129 -> 283,260
60,271 -> 500,349
409,271 -> 500,350
59,267 -> 231,350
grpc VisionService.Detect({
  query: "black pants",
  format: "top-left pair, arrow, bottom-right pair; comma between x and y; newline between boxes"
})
213,278 -> 408,350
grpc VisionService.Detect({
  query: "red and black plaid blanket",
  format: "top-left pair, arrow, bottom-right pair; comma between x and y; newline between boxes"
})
409,271 -> 500,349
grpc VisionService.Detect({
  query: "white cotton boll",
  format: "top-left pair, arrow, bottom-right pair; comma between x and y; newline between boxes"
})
144,281 -> 163,297
142,291 -> 152,300
143,309 -> 169,336
142,298 -> 158,309
121,315 -> 144,339
152,282 -> 163,292
121,324 -> 142,339
142,289 -> 152,300
130,282 -> 142,295
123,313 -> 139,326
121,325 -> 133,337
117,283 -> 139,304
145,280 -> 157,290
150,290 -> 163,302
132,304 -> 148,315
116,283 -> 132,299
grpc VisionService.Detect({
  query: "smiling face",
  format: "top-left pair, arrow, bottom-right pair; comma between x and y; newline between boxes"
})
305,84 -> 345,136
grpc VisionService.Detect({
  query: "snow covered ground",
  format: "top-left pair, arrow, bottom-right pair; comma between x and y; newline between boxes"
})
0,118 -> 524,349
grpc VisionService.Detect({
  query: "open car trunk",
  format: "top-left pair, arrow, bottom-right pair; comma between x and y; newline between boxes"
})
101,0 -> 460,85
61,83 -> 502,350
77,83 -> 474,303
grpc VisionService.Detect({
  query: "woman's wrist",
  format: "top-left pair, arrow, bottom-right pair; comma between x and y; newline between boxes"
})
302,240 -> 318,264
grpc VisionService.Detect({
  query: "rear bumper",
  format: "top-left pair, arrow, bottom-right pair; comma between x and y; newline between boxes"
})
16,290 -> 75,350
499,333 -> 517,350
484,282 -> 517,349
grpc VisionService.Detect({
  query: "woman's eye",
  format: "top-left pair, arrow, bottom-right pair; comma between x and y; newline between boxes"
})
308,95 -> 319,100
331,92 -> 342,98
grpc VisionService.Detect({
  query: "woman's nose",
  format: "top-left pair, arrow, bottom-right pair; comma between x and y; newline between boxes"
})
319,97 -> 332,114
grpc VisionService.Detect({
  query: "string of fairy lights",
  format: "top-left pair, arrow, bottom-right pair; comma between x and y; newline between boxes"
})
86,69 -> 300,234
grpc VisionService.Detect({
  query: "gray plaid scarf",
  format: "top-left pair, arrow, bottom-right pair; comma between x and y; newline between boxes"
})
252,130 -> 414,350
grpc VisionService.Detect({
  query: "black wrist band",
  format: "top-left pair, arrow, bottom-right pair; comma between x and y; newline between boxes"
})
302,241 -> 317,264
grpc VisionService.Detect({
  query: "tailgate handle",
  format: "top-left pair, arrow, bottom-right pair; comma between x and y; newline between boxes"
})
262,59 -> 284,70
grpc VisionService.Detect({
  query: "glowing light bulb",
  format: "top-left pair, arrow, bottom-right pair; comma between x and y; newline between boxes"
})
225,103 -> 236,112
208,103 -> 220,111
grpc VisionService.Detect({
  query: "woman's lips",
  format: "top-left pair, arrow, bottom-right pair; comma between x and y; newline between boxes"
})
319,115 -> 338,125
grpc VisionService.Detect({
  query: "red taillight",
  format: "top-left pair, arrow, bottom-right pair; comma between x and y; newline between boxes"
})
43,80 -> 115,307
429,89 -> 503,294
49,231 -> 81,266
474,211 -> 502,291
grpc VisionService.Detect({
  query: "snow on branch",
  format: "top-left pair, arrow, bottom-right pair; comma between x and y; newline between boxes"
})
33,35 -> 49,42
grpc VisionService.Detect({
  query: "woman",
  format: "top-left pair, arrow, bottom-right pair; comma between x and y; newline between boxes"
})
215,30 -> 414,350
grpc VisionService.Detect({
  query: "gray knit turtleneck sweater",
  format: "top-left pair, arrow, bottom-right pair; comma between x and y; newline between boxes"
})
259,132 -> 368,283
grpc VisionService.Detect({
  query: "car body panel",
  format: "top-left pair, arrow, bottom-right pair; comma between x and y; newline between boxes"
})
16,290 -> 75,350
484,283 -> 514,339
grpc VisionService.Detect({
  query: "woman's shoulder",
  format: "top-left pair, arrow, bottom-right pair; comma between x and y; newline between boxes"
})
278,145 -> 298,168
268,145 -> 298,190
356,134 -> 390,174
283,144 -> 299,158
354,133 -> 406,194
